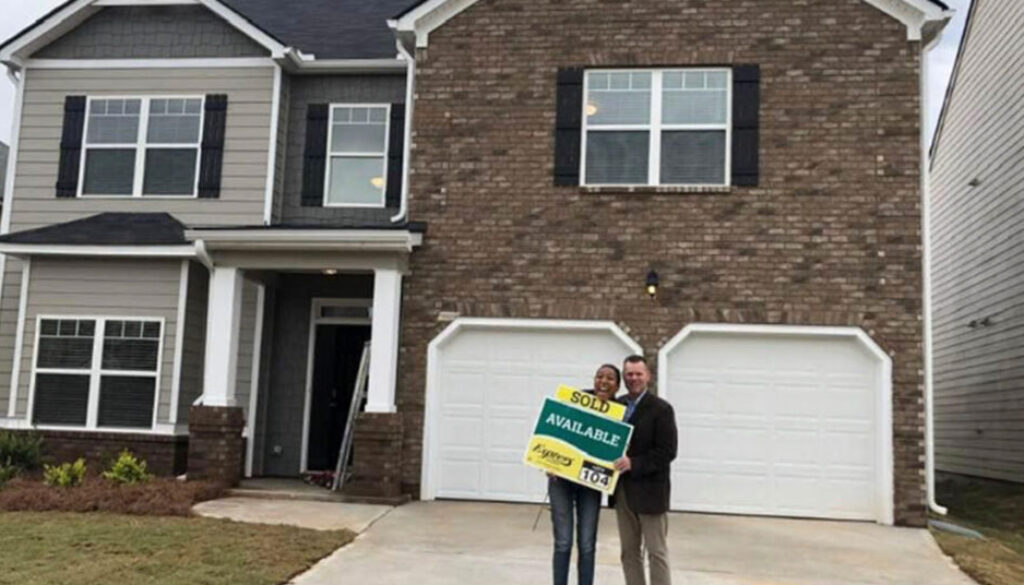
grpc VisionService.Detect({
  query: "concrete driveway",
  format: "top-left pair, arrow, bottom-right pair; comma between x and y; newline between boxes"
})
292,501 -> 975,585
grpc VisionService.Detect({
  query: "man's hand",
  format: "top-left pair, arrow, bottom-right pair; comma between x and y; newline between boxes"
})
614,456 -> 631,472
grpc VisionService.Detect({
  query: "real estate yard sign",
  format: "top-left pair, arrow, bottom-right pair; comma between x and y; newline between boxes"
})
523,387 -> 632,494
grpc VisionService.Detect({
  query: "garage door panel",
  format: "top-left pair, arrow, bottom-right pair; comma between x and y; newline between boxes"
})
438,461 -> 481,495
664,330 -> 884,521
430,324 -> 636,503
440,417 -> 482,448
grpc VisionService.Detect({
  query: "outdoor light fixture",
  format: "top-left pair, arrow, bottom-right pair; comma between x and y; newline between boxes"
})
646,270 -> 659,298
323,269 -> 338,276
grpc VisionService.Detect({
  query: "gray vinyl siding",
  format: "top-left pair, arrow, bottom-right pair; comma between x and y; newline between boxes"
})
10,66 -> 274,232
177,261 -> 208,423
278,74 -> 405,226
0,259 -> 25,416
930,0 -> 1024,482
33,6 -> 268,59
235,279 -> 259,425
16,258 -> 181,424
260,273 -> 372,476
271,74 -> 290,224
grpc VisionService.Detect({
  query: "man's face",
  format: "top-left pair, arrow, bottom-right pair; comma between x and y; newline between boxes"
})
623,361 -> 650,397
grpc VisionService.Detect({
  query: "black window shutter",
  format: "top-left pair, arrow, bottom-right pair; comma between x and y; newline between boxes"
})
731,65 -> 760,187
198,94 -> 228,198
301,103 -> 330,207
554,68 -> 584,186
56,95 -> 86,198
386,104 -> 405,208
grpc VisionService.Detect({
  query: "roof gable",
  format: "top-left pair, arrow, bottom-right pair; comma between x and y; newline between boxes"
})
391,0 -> 952,48
0,0 -> 288,67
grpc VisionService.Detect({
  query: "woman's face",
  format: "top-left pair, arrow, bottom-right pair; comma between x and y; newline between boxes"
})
593,367 -> 619,401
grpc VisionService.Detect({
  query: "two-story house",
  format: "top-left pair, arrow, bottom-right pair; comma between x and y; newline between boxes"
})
0,0 -> 951,527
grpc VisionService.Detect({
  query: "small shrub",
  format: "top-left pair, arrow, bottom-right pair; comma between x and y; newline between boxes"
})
0,431 -> 42,471
0,461 -> 17,488
102,450 -> 151,485
44,459 -> 86,488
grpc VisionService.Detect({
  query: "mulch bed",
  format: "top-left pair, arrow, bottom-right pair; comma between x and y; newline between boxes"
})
0,476 -> 225,516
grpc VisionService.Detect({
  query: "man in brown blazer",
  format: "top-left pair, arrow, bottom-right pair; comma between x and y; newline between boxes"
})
613,355 -> 678,585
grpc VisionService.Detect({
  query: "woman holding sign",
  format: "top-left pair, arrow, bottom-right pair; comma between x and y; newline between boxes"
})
548,364 -> 621,585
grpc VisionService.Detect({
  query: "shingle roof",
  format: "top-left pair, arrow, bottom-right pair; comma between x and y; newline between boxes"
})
0,213 -> 187,246
222,0 -> 419,59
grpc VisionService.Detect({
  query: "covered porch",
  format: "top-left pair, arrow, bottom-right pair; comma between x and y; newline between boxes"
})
187,225 -> 422,495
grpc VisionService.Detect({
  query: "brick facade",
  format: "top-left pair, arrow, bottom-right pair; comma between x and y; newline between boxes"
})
187,406 -> 245,486
397,0 -> 927,525
19,430 -> 188,476
344,413 -> 405,500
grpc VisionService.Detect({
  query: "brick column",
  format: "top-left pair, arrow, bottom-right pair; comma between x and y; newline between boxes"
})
187,405 -> 245,486
344,412 -> 404,499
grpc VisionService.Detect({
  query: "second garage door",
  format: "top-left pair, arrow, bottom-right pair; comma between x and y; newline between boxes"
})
660,325 -> 891,523
423,319 -> 640,503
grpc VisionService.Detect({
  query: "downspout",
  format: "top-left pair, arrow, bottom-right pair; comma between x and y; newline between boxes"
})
390,39 -> 416,223
921,30 -> 947,517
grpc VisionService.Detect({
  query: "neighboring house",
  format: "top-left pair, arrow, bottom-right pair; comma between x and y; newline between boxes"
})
0,0 -> 951,527
930,0 -> 1024,484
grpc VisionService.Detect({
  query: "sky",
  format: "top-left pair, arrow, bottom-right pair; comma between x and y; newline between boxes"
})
0,0 -> 971,149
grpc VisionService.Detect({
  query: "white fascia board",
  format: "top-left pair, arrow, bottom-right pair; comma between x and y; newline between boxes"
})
0,0 -> 99,65
24,58 -> 276,69
391,0 -> 481,48
185,229 -> 424,252
393,0 -> 950,47
0,244 -> 197,258
861,0 -> 952,41
287,58 -> 408,74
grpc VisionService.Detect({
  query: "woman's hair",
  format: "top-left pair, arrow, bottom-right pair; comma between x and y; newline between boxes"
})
596,363 -> 622,386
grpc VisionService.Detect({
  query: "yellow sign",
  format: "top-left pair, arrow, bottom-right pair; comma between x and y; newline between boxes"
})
524,388 -> 632,494
554,384 -> 626,421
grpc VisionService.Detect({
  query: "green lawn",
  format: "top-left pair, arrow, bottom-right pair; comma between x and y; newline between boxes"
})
931,475 -> 1024,585
0,511 -> 355,585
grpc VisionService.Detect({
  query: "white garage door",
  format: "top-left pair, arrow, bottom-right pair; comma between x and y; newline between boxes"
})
661,326 -> 891,522
425,320 -> 639,503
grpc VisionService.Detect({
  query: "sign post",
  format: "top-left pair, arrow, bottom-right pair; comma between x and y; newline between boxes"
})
524,392 -> 632,494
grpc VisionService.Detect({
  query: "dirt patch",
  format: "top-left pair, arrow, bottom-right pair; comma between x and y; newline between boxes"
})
0,476 -> 225,516
933,474 -> 1024,585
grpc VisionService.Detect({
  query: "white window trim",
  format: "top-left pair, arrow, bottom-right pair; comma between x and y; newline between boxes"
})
580,68 -> 732,188
27,315 -> 165,432
78,95 -> 205,199
322,103 -> 391,209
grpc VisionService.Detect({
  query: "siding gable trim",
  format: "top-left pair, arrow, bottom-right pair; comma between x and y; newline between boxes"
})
0,0 -> 288,65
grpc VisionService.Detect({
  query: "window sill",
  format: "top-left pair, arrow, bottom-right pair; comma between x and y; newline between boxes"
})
581,185 -> 732,195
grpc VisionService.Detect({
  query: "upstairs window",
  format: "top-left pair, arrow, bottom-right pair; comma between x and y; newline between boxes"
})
325,105 -> 390,207
582,69 -> 731,186
80,97 -> 203,197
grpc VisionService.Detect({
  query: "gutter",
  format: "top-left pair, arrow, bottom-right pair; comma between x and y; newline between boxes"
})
921,28 -> 949,517
391,39 -> 416,224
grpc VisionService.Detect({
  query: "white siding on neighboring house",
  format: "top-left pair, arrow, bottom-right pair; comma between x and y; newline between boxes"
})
930,0 -> 1024,482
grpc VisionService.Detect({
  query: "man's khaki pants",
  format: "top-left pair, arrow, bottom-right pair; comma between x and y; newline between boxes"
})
614,490 -> 671,585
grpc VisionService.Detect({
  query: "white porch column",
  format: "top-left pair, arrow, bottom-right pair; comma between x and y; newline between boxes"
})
367,267 -> 402,413
202,266 -> 244,407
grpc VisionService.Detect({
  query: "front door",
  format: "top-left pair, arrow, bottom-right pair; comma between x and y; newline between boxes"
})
306,324 -> 371,472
